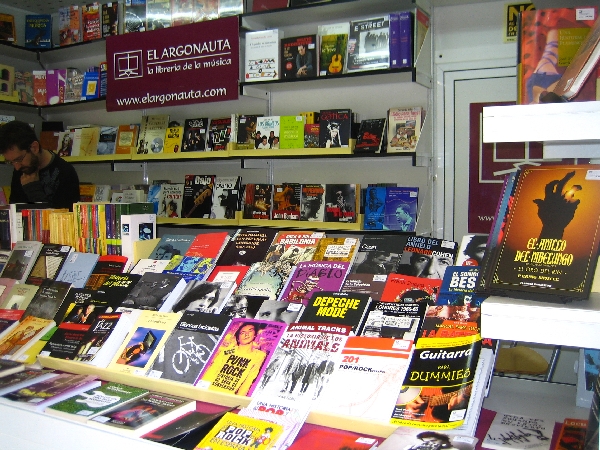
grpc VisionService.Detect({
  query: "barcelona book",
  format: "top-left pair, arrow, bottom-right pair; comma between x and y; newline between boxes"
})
45,382 -> 150,423
391,334 -> 481,429
358,301 -> 426,339
194,411 -> 285,450
318,22 -> 350,76
341,273 -> 388,302
281,34 -> 318,79
207,116 -> 232,151
211,176 -> 242,220
354,118 -> 386,153
396,235 -> 458,280
90,391 -> 196,437
271,183 -> 301,220
487,165 -> 600,301
106,310 -> 182,376
149,234 -> 195,260
243,184 -> 273,220
265,230 -> 325,271
346,15 -> 390,72
279,115 -> 304,149
182,118 -> 209,152
245,29 -> 282,82
481,413 -> 554,450
380,273 -> 442,304
1,240 -> 43,283
1,372 -> 100,412
278,260 -> 350,305
324,183 -> 358,223
319,108 -> 352,148
311,236 -> 360,263
24,14 -> 52,48
518,7 -> 598,104
300,183 -> 326,222
297,291 -> 371,333
383,186 -> 419,231
387,106 -> 423,153
137,114 -> 169,154
148,310 -> 231,384
317,336 -> 414,421
196,318 -> 286,396
157,183 -> 185,219
182,174 -> 215,219
216,228 -> 278,266
250,322 -> 352,403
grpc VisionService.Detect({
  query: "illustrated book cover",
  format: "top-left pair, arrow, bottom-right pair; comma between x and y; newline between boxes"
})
346,15 -> 390,72
149,310 -> 231,384
318,22 -> 350,76
311,236 -> 360,263
255,116 -> 281,149
281,34 -> 318,79
319,108 -> 352,148
278,260 -> 351,305
249,322 -> 352,403
383,186 -> 419,231
45,381 -> 149,422
271,183 -> 301,220
242,184 -> 273,220
354,118 -> 386,153
182,174 -> 215,219
488,165 -> 600,301
299,183 -> 326,222
245,29 -> 282,82
106,310 -> 182,376
207,116 -> 232,151
90,391 -> 196,437
137,114 -> 169,154
157,183 -> 184,219
386,106 -> 423,153
196,317 -> 286,396
380,273 -> 442,305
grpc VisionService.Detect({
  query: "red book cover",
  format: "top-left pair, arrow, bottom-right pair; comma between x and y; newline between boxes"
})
82,3 -> 101,41
184,231 -> 230,258
207,265 -> 250,285
380,273 -> 441,304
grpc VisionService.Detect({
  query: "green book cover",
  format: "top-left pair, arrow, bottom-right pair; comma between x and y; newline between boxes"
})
279,115 -> 305,149
46,382 -> 149,422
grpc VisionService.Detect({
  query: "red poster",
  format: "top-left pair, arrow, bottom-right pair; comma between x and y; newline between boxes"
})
106,17 -> 239,111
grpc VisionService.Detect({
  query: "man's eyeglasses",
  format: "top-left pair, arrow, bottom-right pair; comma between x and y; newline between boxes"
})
4,151 -> 28,166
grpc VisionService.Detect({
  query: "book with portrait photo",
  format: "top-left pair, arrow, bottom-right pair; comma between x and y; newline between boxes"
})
182,118 -> 209,152
319,108 -> 352,148
281,34 -> 317,79
346,15 -> 390,72
300,183 -> 326,222
383,186 -> 418,231
396,236 -> 458,280
182,174 -> 215,219
324,183 -> 358,223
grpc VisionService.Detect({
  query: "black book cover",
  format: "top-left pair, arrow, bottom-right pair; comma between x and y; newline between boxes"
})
182,175 -> 215,219
182,118 -> 209,152
354,118 -> 386,153
319,109 -> 352,148
216,228 -> 278,266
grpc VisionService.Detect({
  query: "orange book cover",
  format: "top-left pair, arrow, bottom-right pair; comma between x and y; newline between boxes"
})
490,165 -> 600,300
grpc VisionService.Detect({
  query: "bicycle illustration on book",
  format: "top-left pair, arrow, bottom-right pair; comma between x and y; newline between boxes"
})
172,335 -> 212,375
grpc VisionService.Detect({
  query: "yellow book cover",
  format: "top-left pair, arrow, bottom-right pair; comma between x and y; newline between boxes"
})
79,126 -> 101,157
163,125 -> 183,153
311,236 -> 360,262
106,310 -> 181,376
115,124 -> 139,155
0,315 -> 55,361
194,412 -> 284,450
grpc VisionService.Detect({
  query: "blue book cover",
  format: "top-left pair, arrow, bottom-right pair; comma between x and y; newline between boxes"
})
25,14 -> 52,48
363,186 -> 386,230
55,252 -> 100,289
389,11 -> 413,69
383,186 -> 418,231
436,265 -> 486,307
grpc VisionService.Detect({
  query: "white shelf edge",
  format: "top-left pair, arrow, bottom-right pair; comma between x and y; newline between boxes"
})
481,293 -> 600,349
482,102 -> 600,143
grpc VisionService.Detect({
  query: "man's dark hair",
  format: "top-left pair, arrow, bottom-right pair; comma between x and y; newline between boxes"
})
172,281 -> 221,313
463,234 -> 487,258
416,431 -> 451,443
0,120 -> 39,154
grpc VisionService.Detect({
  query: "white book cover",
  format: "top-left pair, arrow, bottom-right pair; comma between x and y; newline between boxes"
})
211,176 -> 241,220
255,116 -> 281,149
481,413 -> 554,450
245,29 -> 283,82
120,214 -> 156,271
157,183 -> 185,218
130,259 -> 171,275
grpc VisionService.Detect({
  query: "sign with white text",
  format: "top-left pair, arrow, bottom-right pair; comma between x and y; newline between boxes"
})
106,17 -> 239,111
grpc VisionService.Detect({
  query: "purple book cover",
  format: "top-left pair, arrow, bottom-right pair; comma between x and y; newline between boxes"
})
383,186 -> 418,231
46,70 -> 60,105
278,260 -> 351,305
390,11 -> 413,69
195,318 -> 286,397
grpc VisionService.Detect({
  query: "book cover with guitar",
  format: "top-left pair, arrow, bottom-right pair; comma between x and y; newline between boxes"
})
318,22 -> 349,76
391,334 -> 481,429
182,174 -> 215,219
